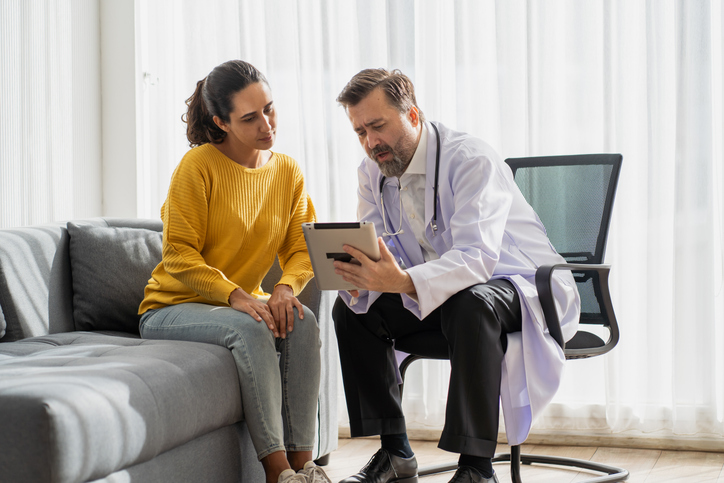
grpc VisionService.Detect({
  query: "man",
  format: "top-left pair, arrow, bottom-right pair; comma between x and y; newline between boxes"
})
332,69 -> 580,483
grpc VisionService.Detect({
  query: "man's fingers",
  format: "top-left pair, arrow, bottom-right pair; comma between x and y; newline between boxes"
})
343,239 -> 393,266
334,261 -> 361,281
339,270 -> 358,285
377,237 -> 393,261
343,244 -> 371,265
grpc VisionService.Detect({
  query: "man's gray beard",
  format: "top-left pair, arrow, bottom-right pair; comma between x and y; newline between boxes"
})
375,153 -> 411,178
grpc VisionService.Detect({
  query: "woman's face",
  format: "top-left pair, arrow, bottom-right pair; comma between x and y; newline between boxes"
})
214,81 -> 277,151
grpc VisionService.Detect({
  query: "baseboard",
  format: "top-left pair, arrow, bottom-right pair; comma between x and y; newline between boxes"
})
510,430 -> 724,453
338,426 -> 724,453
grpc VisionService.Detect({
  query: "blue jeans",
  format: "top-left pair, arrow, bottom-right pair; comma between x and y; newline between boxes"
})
140,303 -> 321,460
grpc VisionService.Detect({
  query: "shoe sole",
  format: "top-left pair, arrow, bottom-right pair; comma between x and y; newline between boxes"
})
341,475 -> 418,483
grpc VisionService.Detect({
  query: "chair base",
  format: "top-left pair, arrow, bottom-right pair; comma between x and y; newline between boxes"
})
494,445 -> 629,483
416,446 -> 629,482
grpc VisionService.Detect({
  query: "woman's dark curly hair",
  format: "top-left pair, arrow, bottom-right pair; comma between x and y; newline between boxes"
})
183,60 -> 268,147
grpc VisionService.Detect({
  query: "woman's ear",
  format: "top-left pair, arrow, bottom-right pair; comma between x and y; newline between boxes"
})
213,115 -> 230,132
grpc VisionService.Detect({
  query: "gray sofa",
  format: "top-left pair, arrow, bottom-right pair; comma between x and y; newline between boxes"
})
0,218 -> 337,483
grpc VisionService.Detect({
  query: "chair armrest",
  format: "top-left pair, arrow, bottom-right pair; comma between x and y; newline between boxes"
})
535,263 -> 619,355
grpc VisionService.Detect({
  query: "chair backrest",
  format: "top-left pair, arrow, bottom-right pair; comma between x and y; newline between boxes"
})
505,154 -> 622,333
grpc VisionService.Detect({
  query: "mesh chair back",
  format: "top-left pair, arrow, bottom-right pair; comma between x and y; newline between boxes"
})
505,154 -> 622,328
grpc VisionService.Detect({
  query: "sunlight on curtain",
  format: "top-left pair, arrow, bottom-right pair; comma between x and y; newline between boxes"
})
0,0 -> 102,228
136,0 -> 243,219
137,0 -> 724,443
540,0 -> 724,443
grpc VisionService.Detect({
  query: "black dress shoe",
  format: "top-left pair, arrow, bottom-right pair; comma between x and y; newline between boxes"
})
339,448 -> 418,483
448,466 -> 499,483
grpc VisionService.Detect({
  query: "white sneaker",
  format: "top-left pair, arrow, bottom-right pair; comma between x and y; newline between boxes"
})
278,468 -> 308,482
298,461 -> 332,483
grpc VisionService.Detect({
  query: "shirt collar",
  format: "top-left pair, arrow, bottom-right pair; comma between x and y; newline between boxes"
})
403,123 -> 428,176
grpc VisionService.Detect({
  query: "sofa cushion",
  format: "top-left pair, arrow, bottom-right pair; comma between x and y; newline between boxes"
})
0,223 -> 76,342
67,223 -> 162,334
0,332 -> 242,483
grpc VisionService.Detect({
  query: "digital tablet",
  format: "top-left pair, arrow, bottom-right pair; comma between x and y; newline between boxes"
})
302,222 -> 381,291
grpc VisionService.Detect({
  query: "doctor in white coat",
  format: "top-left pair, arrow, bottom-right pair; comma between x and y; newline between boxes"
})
332,69 -> 580,483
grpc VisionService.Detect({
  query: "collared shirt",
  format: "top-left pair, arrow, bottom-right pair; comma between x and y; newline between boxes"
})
399,124 -> 439,262
352,123 -> 438,307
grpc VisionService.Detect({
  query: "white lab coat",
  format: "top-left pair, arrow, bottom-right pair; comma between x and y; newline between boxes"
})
338,121 -> 581,445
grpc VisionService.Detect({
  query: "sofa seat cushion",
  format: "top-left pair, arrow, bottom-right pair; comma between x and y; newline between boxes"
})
0,332 -> 242,483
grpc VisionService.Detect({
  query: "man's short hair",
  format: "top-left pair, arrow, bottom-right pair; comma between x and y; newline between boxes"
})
336,68 -> 425,122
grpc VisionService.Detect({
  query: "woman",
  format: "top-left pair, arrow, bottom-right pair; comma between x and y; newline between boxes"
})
138,60 -> 330,483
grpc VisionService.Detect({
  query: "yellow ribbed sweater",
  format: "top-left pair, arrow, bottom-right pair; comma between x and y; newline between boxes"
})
139,144 -> 316,314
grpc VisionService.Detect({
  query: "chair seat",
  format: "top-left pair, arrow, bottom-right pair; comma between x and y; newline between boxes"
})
396,329 -> 606,359
565,330 -> 605,350
396,328 -> 606,356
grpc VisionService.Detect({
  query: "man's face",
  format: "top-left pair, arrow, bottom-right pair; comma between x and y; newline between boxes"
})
347,88 -> 421,178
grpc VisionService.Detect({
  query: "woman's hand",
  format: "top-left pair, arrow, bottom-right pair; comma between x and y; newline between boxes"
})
229,288 -> 279,336
267,284 -> 305,339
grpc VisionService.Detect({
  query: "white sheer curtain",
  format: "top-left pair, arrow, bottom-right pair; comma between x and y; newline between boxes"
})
137,0 -> 724,445
0,0 -> 102,228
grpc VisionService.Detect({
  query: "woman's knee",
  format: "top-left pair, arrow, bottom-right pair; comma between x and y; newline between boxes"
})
139,303 -> 269,350
299,305 -> 316,325
291,305 -> 320,343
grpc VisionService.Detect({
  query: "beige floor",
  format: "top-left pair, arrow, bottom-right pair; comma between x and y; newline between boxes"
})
322,438 -> 724,483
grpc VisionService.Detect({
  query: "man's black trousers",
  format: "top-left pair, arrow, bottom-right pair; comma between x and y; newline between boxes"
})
332,280 -> 522,458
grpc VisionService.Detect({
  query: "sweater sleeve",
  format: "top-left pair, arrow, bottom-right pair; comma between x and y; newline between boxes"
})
275,169 -> 316,295
161,155 -> 240,304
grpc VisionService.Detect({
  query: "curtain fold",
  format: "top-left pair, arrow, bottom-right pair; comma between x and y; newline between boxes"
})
137,0 -> 724,442
0,0 -> 102,228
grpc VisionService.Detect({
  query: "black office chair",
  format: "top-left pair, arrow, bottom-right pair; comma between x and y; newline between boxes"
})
396,154 -> 628,482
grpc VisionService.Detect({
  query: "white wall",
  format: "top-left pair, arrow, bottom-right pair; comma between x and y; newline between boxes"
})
72,0 -> 103,221
100,0 -> 139,218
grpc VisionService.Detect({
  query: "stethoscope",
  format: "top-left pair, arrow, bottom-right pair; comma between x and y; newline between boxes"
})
379,122 -> 441,237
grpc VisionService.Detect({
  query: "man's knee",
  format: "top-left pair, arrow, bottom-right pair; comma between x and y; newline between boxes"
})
443,284 -> 495,314
440,283 -> 508,334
